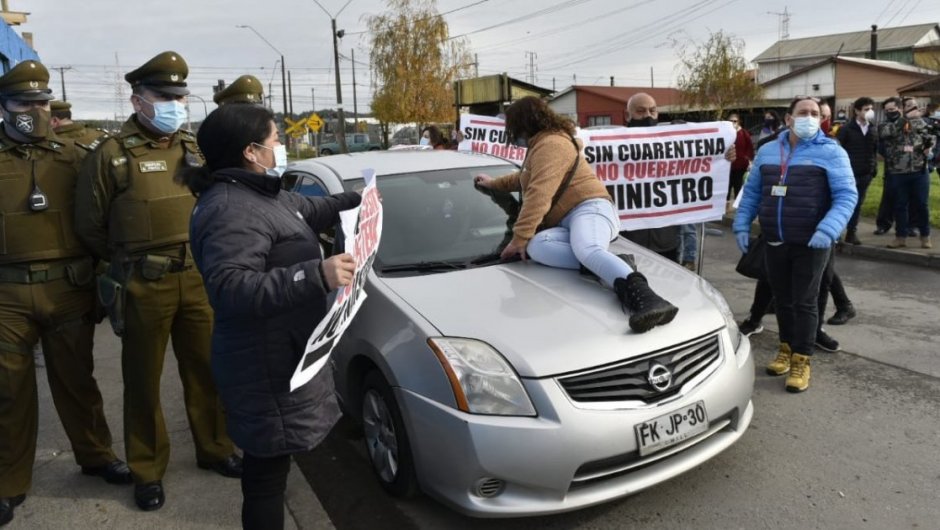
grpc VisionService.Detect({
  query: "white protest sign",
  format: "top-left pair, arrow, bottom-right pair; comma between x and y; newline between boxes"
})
577,122 -> 735,230
290,170 -> 383,391
457,113 -> 527,164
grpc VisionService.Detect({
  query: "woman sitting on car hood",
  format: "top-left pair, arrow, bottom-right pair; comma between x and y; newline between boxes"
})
474,96 -> 677,333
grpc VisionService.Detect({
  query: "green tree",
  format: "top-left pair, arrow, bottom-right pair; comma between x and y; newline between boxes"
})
368,0 -> 473,144
673,30 -> 764,120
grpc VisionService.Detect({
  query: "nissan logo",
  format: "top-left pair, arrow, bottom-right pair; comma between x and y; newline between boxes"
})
647,362 -> 672,391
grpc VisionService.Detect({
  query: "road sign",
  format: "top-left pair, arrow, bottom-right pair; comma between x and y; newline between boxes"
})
284,117 -> 308,137
306,113 -> 324,132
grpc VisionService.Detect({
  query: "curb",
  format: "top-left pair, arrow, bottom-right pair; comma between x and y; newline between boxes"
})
286,461 -> 336,530
715,214 -> 940,270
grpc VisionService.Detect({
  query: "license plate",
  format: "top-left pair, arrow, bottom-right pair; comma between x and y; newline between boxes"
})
635,401 -> 709,457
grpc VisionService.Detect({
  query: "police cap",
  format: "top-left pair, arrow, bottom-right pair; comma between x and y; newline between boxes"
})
124,51 -> 190,96
50,100 -> 72,112
213,75 -> 264,105
0,60 -> 54,101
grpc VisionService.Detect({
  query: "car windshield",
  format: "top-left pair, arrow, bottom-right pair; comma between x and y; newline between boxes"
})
344,165 -> 520,275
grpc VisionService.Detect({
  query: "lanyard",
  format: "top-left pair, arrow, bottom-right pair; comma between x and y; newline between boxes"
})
778,140 -> 797,185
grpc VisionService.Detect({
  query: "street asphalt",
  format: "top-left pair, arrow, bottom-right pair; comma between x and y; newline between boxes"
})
13,212 -> 938,529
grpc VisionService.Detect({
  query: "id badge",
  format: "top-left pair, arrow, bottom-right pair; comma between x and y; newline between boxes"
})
771,185 -> 788,197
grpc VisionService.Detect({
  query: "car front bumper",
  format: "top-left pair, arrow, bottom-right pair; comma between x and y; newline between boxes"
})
396,333 -> 754,517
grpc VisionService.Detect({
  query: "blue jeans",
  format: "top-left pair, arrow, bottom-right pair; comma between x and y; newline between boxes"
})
679,224 -> 698,264
527,199 -> 633,287
891,170 -> 931,237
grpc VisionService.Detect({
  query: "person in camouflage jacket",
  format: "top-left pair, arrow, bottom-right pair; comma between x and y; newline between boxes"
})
878,97 -> 935,249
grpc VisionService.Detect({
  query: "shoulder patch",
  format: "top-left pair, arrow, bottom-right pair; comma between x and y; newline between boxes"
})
123,135 -> 145,148
112,156 -> 128,167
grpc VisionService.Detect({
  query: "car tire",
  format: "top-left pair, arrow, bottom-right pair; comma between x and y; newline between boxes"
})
320,148 -> 333,156
361,370 -> 418,498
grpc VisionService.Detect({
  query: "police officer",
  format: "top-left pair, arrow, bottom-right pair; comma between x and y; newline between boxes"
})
213,74 -> 264,106
0,60 -> 130,528
49,100 -> 109,150
73,51 -> 240,512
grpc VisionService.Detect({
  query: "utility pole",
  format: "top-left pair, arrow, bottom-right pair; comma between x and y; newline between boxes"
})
351,48 -> 359,131
474,53 -> 479,77
650,67 -> 654,88
331,18 -> 348,153
288,70 -> 294,119
768,7 -> 791,40
268,82 -> 273,109
525,51 -> 537,84
54,66 -> 71,101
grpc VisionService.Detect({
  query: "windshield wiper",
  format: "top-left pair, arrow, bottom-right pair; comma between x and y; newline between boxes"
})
468,250 -> 521,267
379,260 -> 467,274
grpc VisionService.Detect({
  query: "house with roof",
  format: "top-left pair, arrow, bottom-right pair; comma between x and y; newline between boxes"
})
760,55 -> 936,112
753,23 -> 940,85
548,85 -> 682,127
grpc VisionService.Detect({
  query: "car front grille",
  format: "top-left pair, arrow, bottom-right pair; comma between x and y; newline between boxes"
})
557,333 -> 722,404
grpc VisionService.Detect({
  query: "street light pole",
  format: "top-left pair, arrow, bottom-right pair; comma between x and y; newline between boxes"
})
237,25 -> 290,147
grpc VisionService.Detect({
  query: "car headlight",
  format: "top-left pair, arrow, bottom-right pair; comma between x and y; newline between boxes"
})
428,337 -> 536,416
699,278 -> 742,353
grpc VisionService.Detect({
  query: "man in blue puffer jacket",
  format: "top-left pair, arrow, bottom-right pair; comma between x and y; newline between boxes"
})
733,96 -> 857,393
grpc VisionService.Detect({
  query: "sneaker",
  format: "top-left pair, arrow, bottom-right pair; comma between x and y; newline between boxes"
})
921,236 -> 932,249
738,319 -> 764,337
682,261 -> 696,271
845,231 -> 862,245
815,330 -> 840,352
873,227 -> 889,235
766,343 -> 792,376
785,353 -> 812,392
827,305 -> 856,325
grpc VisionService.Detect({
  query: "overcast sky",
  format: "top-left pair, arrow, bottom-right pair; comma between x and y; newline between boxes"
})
18,0 -> 940,120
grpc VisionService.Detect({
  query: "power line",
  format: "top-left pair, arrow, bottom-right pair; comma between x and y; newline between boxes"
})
448,0 -> 596,40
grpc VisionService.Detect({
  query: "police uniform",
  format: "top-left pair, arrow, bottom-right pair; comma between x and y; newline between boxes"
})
73,51 -> 235,510
0,61 -> 127,523
50,100 -> 109,151
213,74 -> 264,105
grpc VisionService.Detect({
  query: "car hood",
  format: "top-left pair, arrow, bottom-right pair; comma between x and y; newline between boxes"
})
379,260 -> 726,378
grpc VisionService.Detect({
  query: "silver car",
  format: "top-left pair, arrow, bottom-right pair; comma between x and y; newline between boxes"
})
284,150 -> 754,517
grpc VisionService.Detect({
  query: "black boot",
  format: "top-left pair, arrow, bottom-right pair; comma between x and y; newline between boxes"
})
845,230 -> 862,245
0,495 -> 25,527
614,272 -> 678,333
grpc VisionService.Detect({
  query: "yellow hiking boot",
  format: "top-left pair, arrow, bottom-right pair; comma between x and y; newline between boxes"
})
766,343 -> 792,376
785,353 -> 812,393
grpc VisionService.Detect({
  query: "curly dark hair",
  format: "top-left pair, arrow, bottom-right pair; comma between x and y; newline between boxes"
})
504,96 -> 575,143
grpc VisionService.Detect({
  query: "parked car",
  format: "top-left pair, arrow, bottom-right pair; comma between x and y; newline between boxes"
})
284,150 -> 754,517
319,133 -> 382,156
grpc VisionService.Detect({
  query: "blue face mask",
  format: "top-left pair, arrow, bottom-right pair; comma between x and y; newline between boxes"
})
252,143 -> 288,178
793,116 -> 820,140
138,97 -> 188,134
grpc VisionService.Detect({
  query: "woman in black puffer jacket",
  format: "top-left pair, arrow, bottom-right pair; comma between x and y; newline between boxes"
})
181,104 -> 360,530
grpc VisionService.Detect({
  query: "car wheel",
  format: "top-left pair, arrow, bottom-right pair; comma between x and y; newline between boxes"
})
361,370 -> 418,497
321,148 -> 333,156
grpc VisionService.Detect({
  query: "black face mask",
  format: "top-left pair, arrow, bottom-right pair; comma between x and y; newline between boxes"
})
5,107 -> 50,141
764,118 -> 776,128
628,117 -> 657,128
885,110 -> 901,122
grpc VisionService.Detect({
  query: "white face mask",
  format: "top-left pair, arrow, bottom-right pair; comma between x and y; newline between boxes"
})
419,137 -> 430,146
252,143 -> 288,178
863,109 -> 875,122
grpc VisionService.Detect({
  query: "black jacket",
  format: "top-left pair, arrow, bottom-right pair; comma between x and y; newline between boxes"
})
190,167 -> 361,457
836,119 -> 878,179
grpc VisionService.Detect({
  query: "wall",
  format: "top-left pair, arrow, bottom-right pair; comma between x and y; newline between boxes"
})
0,23 -> 39,72
576,91 -> 626,127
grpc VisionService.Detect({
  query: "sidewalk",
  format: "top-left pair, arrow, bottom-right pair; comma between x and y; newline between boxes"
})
10,325 -> 335,530
720,213 -> 940,269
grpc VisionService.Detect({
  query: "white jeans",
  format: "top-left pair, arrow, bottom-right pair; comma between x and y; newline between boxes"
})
526,199 -> 633,288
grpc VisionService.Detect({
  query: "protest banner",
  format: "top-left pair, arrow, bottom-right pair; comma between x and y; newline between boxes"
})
290,170 -> 383,391
577,122 -> 735,230
457,113 -> 527,164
